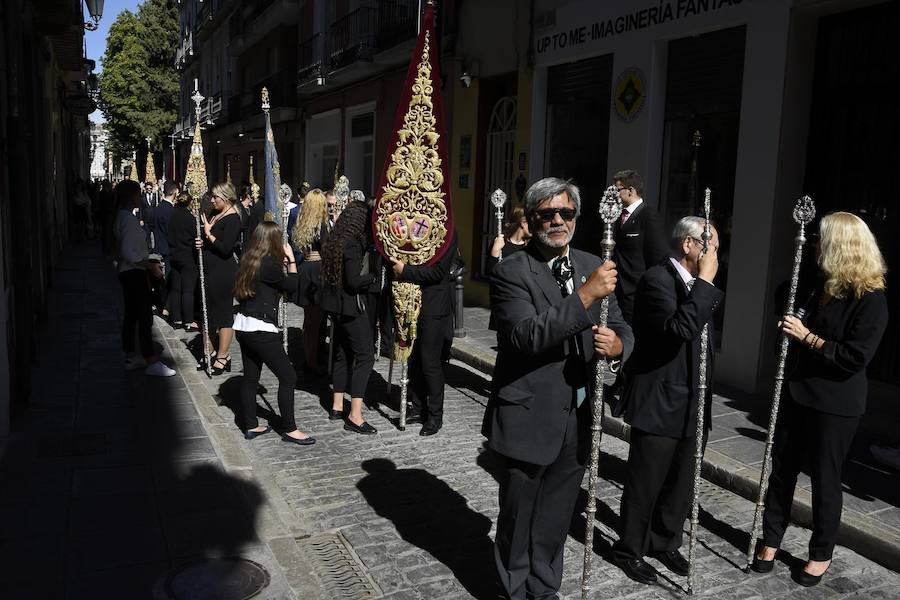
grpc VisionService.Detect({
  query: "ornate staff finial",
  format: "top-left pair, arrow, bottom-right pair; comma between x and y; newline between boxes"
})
599,185 -> 623,225
490,189 -> 507,209
191,78 -> 204,123
702,187 -> 712,249
261,87 -> 270,113
793,195 -> 816,228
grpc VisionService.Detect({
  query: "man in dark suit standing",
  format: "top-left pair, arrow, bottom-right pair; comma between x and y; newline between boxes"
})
611,169 -> 668,323
484,177 -> 633,600
390,231 -> 459,436
151,180 -> 178,316
612,216 -> 723,584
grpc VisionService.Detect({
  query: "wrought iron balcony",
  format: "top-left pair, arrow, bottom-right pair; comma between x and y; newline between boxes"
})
297,0 -> 417,86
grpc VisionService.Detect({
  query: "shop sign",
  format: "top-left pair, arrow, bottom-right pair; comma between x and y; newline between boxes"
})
536,0 -> 744,58
613,68 -> 645,122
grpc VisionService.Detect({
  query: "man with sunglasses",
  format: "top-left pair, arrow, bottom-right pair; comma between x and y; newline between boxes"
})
612,169 -> 668,323
612,216 -> 722,585
483,177 -> 633,600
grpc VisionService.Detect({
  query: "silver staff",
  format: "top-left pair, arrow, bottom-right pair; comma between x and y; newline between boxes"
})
490,188 -> 507,261
744,195 -> 816,571
279,183 -> 292,353
375,265 -> 385,362
581,185 -> 622,600
195,204 -> 212,377
687,188 -> 712,595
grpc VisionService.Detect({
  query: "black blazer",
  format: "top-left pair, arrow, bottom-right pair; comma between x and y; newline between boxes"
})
237,255 -> 299,324
788,288 -> 888,417
482,245 -> 634,466
151,201 -> 175,257
169,205 -> 198,265
397,231 -> 458,318
613,201 -> 669,322
320,237 -> 376,317
621,260 -> 724,439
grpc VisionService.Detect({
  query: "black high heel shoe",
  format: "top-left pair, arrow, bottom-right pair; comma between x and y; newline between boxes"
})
211,355 -> 231,375
197,352 -> 215,371
751,543 -> 777,573
793,561 -> 830,587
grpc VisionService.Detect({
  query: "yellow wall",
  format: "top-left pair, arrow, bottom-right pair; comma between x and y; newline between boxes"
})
450,66 -> 534,308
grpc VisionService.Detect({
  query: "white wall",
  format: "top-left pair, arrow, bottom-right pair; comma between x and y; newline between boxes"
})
305,109 -> 341,188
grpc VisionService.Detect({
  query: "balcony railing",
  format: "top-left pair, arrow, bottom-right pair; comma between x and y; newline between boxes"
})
297,1 -> 417,84
230,71 -> 296,121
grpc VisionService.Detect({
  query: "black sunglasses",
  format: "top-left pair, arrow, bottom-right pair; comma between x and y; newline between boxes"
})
534,207 -> 577,223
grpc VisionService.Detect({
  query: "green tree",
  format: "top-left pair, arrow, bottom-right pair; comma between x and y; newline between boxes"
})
98,0 -> 179,158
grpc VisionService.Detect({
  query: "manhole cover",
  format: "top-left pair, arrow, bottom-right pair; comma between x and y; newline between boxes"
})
164,557 -> 270,600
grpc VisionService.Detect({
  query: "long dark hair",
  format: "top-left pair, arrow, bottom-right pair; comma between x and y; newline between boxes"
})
234,221 -> 286,300
321,201 -> 370,287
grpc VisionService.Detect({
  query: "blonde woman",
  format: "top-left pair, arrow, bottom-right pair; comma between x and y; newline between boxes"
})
753,212 -> 888,586
197,182 -> 242,375
292,188 -> 331,374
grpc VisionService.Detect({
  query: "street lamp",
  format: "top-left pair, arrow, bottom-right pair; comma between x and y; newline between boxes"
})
84,0 -> 105,31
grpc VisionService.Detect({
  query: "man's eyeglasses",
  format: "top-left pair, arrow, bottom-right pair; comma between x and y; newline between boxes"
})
534,207 -> 577,223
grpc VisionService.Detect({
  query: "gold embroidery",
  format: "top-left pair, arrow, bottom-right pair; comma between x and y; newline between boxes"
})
184,122 -> 208,203
392,281 -> 423,362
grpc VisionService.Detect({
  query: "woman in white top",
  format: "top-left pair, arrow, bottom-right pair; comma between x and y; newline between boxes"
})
234,222 -> 314,445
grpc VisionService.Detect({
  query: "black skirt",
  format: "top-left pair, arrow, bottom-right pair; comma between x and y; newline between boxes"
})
296,259 -> 322,307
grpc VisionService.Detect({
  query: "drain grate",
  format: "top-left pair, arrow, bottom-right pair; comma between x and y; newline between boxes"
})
297,532 -> 381,599
164,557 -> 270,600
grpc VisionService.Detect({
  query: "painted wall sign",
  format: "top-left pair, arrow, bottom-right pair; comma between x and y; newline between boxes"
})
613,68 -> 646,122
535,0 -> 744,58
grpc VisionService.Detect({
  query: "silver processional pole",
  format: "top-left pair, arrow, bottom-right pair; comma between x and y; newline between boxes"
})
580,185 -> 622,600
744,195 -> 816,571
490,188 -> 507,261
279,183 -> 293,354
687,188 -> 712,594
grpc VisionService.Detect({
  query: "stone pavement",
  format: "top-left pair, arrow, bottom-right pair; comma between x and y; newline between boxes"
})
160,300 -> 900,599
0,242 -> 295,599
451,306 -> 900,573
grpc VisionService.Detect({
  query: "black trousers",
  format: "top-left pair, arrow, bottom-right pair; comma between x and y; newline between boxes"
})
168,256 -> 197,323
332,313 -> 375,398
614,427 -> 696,561
409,313 -> 452,426
151,256 -> 168,310
236,331 -> 297,431
119,269 -> 154,358
762,399 -> 859,561
494,407 -> 585,600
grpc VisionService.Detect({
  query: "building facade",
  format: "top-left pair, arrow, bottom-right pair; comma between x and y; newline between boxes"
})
0,0 -> 91,437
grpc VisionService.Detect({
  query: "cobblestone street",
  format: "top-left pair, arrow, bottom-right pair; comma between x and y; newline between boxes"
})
165,302 -> 900,600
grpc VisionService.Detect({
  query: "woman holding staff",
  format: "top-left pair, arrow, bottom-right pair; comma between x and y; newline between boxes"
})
752,212 -> 888,586
196,181 -> 243,374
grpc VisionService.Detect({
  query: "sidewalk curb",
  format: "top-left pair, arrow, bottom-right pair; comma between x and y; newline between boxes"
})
157,321 -> 323,599
450,339 -> 900,574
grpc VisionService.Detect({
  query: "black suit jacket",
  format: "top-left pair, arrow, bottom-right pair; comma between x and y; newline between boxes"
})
621,260 -> 724,439
151,201 -> 175,257
612,201 -> 669,322
482,245 -> 634,466
397,232 -> 458,318
788,288 -> 888,417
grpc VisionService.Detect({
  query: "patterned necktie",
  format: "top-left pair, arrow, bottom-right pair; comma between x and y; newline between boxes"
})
552,256 -> 572,297
686,277 -> 696,291
620,209 -> 629,226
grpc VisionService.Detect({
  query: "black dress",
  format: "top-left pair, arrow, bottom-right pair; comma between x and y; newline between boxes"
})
297,224 -> 330,307
202,211 -> 241,331
169,205 -> 199,324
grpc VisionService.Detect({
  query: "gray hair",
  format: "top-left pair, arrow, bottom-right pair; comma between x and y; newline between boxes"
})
523,177 -> 581,218
671,216 -> 712,255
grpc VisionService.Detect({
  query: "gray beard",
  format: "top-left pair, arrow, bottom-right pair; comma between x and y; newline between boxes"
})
534,226 -> 573,249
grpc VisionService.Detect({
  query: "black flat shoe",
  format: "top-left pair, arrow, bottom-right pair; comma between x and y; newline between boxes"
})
329,410 -> 344,421
650,550 -> 689,577
244,426 -> 272,440
614,557 -> 657,585
281,434 -> 315,446
344,420 -> 377,435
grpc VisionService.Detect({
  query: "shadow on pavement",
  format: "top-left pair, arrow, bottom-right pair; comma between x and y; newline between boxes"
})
357,458 -> 497,600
